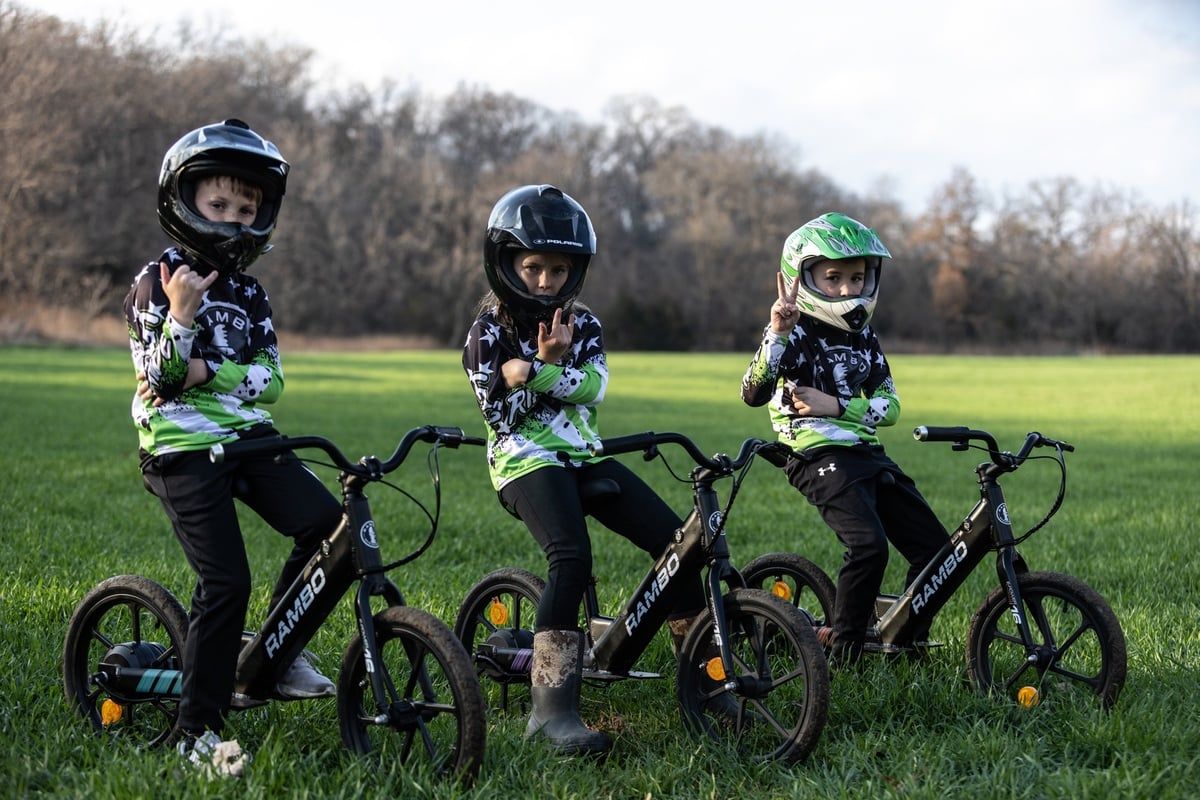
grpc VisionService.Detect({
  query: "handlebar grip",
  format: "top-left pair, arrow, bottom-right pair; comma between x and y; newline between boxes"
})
209,435 -> 288,464
913,426 -> 973,442
589,432 -> 660,457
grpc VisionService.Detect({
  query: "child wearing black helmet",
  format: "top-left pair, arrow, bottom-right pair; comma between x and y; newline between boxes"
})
462,185 -> 713,756
741,212 -> 950,665
124,119 -> 342,774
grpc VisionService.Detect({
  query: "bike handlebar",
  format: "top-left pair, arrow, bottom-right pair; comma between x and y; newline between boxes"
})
209,426 -> 484,477
588,431 -> 775,474
913,425 -> 1074,470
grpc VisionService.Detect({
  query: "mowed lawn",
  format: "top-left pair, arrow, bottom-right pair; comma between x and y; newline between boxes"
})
1,347 -> 1197,799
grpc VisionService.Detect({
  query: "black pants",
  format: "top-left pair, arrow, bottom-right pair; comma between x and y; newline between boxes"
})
786,446 -> 948,652
499,459 -> 707,630
142,439 -> 342,734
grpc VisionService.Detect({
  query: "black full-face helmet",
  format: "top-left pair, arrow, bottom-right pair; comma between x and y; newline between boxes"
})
483,184 -> 596,323
157,118 -> 289,275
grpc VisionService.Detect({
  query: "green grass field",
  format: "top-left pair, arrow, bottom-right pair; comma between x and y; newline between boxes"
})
2,348 -> 1197,799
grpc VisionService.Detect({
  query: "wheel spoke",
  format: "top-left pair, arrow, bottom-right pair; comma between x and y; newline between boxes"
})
1053,618 -> 1093,655
1047,662 -> 1101,688
90,627 -> 115,650
129,602 -> 143,642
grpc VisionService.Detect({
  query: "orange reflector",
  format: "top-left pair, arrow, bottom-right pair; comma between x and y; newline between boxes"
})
771,580 -> 793,601
100,699 -> 124,726
705,657 -> 726,682
1017,686 -> 1040,708
487,599 -> 509,626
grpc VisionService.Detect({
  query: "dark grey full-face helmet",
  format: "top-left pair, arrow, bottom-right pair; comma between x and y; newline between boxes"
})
158,118 -> 288,274
483,184 -> 596,323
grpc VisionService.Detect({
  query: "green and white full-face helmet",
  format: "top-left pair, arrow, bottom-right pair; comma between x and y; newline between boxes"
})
780,212 -> 891,332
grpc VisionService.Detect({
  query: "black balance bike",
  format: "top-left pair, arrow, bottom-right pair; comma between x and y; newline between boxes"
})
453,432 -> 830,764
741,426 -> 1127,709
62,426 -> 489,783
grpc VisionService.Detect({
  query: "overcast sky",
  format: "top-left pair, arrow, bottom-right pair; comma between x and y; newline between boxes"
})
22,0 -> 1200,213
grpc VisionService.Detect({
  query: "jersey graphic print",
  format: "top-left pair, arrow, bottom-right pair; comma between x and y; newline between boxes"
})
741,320 -> 900,454
464,308 -> 608,490
125,247 -> 283,455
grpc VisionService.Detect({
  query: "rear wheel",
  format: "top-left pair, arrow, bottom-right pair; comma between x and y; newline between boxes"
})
677,589 -> 829,763
62,575 -> 188,747
338,606 -> 486,785
966,571 -> 1126,710
741,552 -> 836,625
452,568 -> 544,713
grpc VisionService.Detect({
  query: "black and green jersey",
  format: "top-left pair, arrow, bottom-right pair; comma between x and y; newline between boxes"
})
463,308 -> 608,491
741,319 -> 900,455
124,248 -> 283,456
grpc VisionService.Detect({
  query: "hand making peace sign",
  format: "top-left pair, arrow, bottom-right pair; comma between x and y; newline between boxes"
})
770,271 -> 801,335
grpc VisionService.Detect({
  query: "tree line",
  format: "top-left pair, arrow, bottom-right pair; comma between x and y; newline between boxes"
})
2,4 -> 1196,352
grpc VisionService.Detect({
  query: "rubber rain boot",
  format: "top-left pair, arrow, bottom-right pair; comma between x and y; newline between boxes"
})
525,629 -> 612,756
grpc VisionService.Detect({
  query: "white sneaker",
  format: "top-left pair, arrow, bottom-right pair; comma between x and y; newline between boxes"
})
178,730 -> 251,779
275,652 -> 335,699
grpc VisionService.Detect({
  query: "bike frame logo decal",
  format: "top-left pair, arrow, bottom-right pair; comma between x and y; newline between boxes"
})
266,567 -> 327,657
708,511 -> 724,533
625,552 -> 681,635
996,503 -> 1010,526
911,541 -> 968,614
360,520 -> 378,549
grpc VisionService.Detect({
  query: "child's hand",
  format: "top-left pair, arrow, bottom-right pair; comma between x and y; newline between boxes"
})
771,272 -> 801,335
537,307 -> 575,363
791,386 -> 841,417
160,260 -> 217,329
501,358 -> 532,388
136,359 -> 208,406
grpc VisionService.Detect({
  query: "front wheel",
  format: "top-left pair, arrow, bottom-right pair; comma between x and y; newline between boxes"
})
966,571 -> 1126,710
62,575 -> 188,747
741,552 -> 836,625
338,606 -> 487,785
677,589 -> 829,763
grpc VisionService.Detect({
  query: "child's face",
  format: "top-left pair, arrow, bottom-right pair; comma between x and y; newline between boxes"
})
512,250 -> 572,296
809,257 -> 866,297
194,176 -> 259,226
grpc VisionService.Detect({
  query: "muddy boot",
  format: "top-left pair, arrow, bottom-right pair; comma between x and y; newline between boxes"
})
525,629 -> 612,756
668,616 -> 756,725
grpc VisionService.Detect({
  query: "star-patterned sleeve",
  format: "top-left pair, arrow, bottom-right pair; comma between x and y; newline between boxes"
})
204,276 -> 284,405
124,257 -> 193,402
463,314 -> 540,436
741,327 -> 793,407
839,328 -> 900,429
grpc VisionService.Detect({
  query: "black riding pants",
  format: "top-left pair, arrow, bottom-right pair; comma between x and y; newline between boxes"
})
786,446 -> 949,652
141,437 -> 342,734
499,459 -> 707,630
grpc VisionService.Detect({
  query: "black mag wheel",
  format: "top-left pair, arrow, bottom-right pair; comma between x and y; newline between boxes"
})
62,575 -> 188,747
677,589 -> 829,764
966,571 -> 1126,710
452,567 -> 544,713
741,552 -> 836,626
338,606 -> 486,785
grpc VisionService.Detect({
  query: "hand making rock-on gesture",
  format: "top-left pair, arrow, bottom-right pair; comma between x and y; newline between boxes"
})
771,271 -> 801,336
135,259 -> 218,405
769,271 -> 842,417
502,307 -> 575,388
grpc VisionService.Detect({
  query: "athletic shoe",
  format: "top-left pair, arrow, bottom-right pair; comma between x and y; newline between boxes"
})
177,730 -> 251,779
275,652 -> 335,699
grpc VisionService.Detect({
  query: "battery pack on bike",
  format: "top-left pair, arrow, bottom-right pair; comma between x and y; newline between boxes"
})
93,665 -> 183,699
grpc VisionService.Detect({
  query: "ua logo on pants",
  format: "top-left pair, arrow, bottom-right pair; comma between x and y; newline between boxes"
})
817,462 -> 837,477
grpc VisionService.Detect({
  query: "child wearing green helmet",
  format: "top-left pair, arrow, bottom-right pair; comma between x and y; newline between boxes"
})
741,212 -> 950,663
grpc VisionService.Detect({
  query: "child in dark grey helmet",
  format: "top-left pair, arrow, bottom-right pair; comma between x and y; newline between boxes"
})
462,185 -> 721,756
124,119 -> 342,776
741,212 -> 950,665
